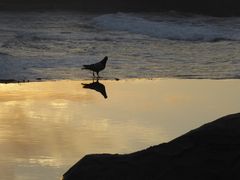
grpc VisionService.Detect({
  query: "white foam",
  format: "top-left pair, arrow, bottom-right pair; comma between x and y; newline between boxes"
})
93,13 -> 240,42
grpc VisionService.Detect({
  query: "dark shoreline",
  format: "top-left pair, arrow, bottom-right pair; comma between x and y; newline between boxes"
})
1,77 -> 240,84
0,79 -> 41,84
63,113 -> 240,180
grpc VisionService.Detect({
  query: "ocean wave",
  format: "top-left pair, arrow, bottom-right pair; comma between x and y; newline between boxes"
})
93,13 -> 240,42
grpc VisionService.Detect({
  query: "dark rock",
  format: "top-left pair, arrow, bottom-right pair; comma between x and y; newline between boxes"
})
63,113 -> 240,180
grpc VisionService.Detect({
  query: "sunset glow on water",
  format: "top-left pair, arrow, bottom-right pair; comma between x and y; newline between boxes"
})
0,79 -> 239,180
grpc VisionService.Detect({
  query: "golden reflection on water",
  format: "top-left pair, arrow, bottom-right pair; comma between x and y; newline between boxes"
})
0,79 -> 240,180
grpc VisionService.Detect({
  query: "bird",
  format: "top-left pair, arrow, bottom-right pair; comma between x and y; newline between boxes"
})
82,56 -> 108,77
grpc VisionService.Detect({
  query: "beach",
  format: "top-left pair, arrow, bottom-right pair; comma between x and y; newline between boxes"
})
0,10 -> 239,179
0,4 -> 239,180
0,79 -> 239,180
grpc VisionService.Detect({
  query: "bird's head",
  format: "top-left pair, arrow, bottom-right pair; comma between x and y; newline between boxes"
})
102,56 -> 108,65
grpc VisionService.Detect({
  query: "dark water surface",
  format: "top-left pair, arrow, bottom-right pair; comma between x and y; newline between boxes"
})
0,11 -> 240,80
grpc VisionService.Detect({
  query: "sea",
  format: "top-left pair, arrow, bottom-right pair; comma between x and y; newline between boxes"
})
0,11 -> 240,81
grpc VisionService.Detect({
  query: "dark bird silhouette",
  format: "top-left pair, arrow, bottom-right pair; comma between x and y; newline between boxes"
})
82,79 -> 107,99
82,56 -> 108,77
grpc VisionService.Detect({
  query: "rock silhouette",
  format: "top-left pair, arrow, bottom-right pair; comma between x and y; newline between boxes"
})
63,113 -> 240,180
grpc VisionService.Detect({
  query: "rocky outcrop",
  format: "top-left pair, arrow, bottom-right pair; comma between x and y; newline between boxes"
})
63,113 -> 240,180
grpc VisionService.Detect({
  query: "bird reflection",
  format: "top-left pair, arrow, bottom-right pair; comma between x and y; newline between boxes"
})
82,78 -> 108,99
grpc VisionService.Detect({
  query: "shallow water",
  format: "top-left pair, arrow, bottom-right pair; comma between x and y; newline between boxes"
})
0,79 -> 240,180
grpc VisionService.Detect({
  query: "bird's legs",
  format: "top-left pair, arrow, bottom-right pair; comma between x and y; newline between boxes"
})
97,72 -> 100,78
93,72 -> 99,82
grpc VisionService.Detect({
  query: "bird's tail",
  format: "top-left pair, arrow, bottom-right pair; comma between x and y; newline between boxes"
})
82,65 -> 90,70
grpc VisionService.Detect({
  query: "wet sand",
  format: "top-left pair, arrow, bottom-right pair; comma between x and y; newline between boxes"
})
0,79 -> 239,180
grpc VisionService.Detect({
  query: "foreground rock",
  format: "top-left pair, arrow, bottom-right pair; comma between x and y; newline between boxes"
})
63,113 -> 240,180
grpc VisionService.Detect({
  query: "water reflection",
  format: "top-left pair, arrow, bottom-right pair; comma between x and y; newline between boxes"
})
82,78 -> 107,99
0,79 -> 239,180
